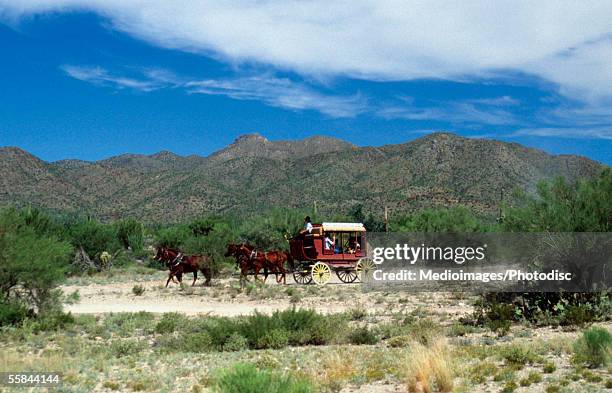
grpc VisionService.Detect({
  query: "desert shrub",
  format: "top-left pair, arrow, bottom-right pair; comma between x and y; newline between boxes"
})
157,331 -> 213,353
501,380 -> 518,393
103,312 -> 155,336
223,333 -> 249,352
67,218 -> 119,257
474,292 -> 610,329
348,326 -> 378,345
110,339 -> 142,357
155,225 -> 191,249
542,361 -> 556,373
391,206 -> 489,232
29,310 -> 75,332
481,300 -> 513,335
404,340 -> 453,393
446,322 -> 477,337
376,317 -> 442,346
132,284 -> 145,296
155,312 -> 189,334
500,344 -> 540,367
519,371 -> 543,386
477,171 -> 612,328
214,363 -> 314,393
468,361 -> 496,384
0,300 -> 29,326
572,326 -> 611,367
387,335 -> 411,348
346,306 -> 367,321
256,329 -> 289,349
115,218 -> 144,252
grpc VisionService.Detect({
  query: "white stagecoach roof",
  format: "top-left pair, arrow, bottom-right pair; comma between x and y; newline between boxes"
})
321,222 -> 366,232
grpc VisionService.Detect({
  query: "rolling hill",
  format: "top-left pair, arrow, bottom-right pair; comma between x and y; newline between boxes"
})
0,133 -> 604,222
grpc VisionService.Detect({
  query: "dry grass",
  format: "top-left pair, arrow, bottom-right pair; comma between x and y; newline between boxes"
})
404,340 -> 454,393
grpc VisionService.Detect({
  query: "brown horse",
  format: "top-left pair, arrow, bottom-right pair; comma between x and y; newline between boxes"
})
225,243 -> 289,284
155,247 -> 212,287
225,243 -> 268,284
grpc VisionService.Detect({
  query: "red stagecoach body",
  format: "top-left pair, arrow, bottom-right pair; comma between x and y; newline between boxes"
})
289,222 -> 373,285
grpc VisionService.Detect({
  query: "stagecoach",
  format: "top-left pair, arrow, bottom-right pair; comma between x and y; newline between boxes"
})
289,222 -> 375,285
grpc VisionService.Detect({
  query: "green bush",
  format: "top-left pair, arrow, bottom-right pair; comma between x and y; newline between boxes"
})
29,310 -> 75,332
0,301 -> 29,326
214,363 -> 314,393
256,329 -> 289,349
572,326 -> 611,367
223,333 -> 249,352
110,339 -> 142,357
132,284 -> 145,296
0,210 -> 72,314
348,326 -> 378,345
155,312 -> 189,334
103,312 -> 155,336
115,218 -> 144,252
67,218 -> 119,257
156,331 -> 213,353
391,206 -> 489,232
499,344 -> 540,367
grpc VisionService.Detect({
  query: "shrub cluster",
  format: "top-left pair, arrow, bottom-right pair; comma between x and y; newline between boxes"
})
155,308 -> 345,352
214,363 -> 314,393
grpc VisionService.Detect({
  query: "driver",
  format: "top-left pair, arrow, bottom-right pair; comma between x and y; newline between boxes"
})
299,216 -> 313,236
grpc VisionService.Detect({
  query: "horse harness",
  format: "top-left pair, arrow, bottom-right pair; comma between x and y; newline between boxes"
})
171,252 -> 183,267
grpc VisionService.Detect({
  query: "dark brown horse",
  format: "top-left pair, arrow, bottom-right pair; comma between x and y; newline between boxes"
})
155,247 -> 212,287
225,243 -> 267,284
225,243 -> 290,284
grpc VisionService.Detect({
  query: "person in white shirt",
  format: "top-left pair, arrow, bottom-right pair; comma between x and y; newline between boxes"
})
324,232 -> 334,250
299,216 -> 313,236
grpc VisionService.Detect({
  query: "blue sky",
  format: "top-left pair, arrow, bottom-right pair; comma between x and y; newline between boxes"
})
1,2 -> 611,164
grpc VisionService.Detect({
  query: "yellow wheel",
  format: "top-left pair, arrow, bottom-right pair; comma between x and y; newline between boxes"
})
356,258 -> 375,281
311,262 -> 332,285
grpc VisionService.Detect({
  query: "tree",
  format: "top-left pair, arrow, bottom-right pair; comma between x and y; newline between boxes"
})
503,169 -> 612,232
115,218 -> 144,252
0,210 -> 72,318
391,206 -> 488,232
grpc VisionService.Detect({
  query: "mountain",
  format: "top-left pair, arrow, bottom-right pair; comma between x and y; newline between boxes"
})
0,133 -> 605,222
208,133 -> 356,161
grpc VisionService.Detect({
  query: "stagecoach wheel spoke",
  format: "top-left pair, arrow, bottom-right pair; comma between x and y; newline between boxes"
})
311,262 -> 331,285
356,258 -> 375,282
293,269 -> 313,285
336,269 -> 358,283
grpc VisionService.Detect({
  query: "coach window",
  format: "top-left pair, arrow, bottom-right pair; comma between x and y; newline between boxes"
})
323,232 -> 335,254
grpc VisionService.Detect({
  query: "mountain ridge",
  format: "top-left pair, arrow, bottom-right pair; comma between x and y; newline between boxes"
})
0,133 -> 605,222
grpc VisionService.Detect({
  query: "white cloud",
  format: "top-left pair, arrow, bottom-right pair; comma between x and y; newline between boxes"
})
187,76 -> 366,117
62,65 -> 367,117
3,0 -> 612,103
377,96 -> 520,126
62,65 -> 168,91
508,127 -> 612,140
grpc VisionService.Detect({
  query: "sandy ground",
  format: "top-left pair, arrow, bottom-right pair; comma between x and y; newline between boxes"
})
60,272 -> 473,317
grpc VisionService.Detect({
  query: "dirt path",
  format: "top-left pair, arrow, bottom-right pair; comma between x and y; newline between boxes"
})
61,273 -> 473,318
61,278 -> 364,316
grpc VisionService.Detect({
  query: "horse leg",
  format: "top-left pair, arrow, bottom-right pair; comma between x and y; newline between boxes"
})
262,266 -> 269,283
192,270 -> 197,286
165,273 -> 173,287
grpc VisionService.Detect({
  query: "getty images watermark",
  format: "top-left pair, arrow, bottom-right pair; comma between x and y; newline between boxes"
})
362,233 -> 611,292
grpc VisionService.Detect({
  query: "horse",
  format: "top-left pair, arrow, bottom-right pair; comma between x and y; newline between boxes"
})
225,243 -> 290,285
260,249 -> 290,285
154,246 -> 212,287
225,243 -> 268,285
